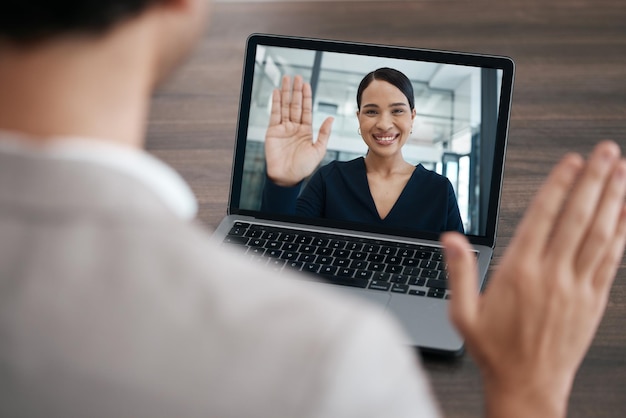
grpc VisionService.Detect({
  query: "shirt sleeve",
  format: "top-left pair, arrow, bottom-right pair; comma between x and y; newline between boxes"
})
261,176 -> 302,215
446,181 -> 465,233
295,168 -> 326,218
312,309 -> 443,418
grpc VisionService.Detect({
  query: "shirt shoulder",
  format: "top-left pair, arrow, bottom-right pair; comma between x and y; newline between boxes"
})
316,157 -> 365,177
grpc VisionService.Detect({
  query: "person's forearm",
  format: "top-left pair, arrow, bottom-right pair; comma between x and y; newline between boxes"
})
483,376 -> 571,418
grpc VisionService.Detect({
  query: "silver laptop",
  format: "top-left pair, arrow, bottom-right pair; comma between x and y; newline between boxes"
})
212,34 -> 515,355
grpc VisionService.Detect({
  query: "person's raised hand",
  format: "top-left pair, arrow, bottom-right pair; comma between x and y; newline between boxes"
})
441,141 -> 626,418
264,75 -> 334,187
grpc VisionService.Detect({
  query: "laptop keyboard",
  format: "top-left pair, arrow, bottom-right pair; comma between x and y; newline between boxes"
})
222,222 -> 457,299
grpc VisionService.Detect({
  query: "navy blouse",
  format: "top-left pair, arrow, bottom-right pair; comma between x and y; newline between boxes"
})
262,157 -> 464,234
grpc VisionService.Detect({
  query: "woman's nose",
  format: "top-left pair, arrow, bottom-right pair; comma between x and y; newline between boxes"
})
376,113 -> 393,130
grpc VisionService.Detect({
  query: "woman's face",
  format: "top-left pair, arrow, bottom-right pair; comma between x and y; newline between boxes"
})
357,79 -> 416,158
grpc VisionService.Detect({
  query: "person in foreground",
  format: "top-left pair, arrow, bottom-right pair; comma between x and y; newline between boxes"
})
0,1 -> 625,418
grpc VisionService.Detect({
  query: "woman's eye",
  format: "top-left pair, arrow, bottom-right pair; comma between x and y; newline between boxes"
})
392,109 -> 405,114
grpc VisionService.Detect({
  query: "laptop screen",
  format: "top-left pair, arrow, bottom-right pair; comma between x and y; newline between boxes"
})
229,34 -> 514,246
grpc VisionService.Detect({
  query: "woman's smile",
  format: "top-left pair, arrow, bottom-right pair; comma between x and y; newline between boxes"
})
372,132 -> 400,145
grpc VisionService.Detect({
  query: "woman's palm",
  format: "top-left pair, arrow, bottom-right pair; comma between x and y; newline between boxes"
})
265,75 -> 333,186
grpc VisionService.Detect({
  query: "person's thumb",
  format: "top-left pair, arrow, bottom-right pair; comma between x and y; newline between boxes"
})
441,232 -> 479,338
315,117 -> 334,151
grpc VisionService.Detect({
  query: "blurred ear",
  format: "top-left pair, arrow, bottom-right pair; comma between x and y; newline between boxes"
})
147,0 -> 210,87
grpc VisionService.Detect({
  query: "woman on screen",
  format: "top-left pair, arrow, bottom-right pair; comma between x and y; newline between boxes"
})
262,67 -> 464,234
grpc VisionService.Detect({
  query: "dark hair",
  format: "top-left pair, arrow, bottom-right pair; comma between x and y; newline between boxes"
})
0,0 -> 166,44
356,67 -> 415,111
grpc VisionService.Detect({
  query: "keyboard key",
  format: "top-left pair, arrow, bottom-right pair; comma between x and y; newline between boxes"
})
362,244 -> 381,253
337,268 -> 355,277
384,255 -> 402,265
317,255 -> 333,265
346,242 -> 363,251
286,260 -> 303,270
350,260 -> 368,270
369,263 -> 385,272
297,253 -> 317,263
391,283 -> 409,294
296,235 -> 313,245
319,265 -> 337,275
228,225 -> 247,236
432,252 -> 444,262
415,251 -> 432,259
262,231 -> 280,241
403,266 -> 420,276
427,288 -> 446,299
421,269 -> 440,280
245,229 -> 265,238
332,258 -> 351,268
266,249 -> 283,258
419,260 -> 438,269
315,247 -> 334,256
223,235 -> 248,245
385,264 -> 404,274
355,270 -> 373,280
367,253 -> 385,262
280,251 -> 298,261
369,280 -> 391,291
329,240 -> 347,249
401,258 -> 419,267
317,274 -> 369,289
333,249 -> 350,258
300,245 -> 317,254
409,289 -> 426,297
408,276 -> 426,286
352,252 -> 368,260
280,233 -> 297,242
427,279 -> 447,290
281,242 -> 299,251
372,272 -> 391,281
390,274 -> 408,284
398,248 -> 416,258
265,241 -> 281,250
312,237 -> 329,246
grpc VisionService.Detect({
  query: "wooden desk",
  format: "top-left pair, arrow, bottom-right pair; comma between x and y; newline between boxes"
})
147,1 -> 626,416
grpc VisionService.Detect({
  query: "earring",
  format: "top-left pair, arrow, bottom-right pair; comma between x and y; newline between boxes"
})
358,128 -> 361,136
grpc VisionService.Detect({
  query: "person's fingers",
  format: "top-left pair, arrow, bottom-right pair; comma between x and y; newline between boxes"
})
592,204 -> 626,294
280,75 -> 291,124
508,152 -> 584,258
548,141 -> 621,260
301,82 -> 313,127
441,232 -> 479,338
269,88 -> 282,127
576,159 -> 626,278
290,75 -> 304,124
314,117 -> 334,153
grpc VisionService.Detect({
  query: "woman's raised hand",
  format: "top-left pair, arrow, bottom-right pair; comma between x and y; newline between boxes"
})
264,75 -> 334,187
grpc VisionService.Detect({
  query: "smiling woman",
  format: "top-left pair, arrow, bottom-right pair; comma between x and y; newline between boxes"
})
261,68 -> 464,234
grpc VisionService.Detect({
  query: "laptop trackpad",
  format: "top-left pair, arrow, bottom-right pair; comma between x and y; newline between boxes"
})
329,287 -> 391,311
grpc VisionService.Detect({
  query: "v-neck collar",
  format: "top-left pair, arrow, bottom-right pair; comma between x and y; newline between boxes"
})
357,157 -> 419,221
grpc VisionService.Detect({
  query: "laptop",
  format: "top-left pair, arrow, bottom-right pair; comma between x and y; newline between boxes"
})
212,33 -> 515,355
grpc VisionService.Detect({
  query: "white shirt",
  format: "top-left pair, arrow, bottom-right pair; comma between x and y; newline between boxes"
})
0,131 -> 197,220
